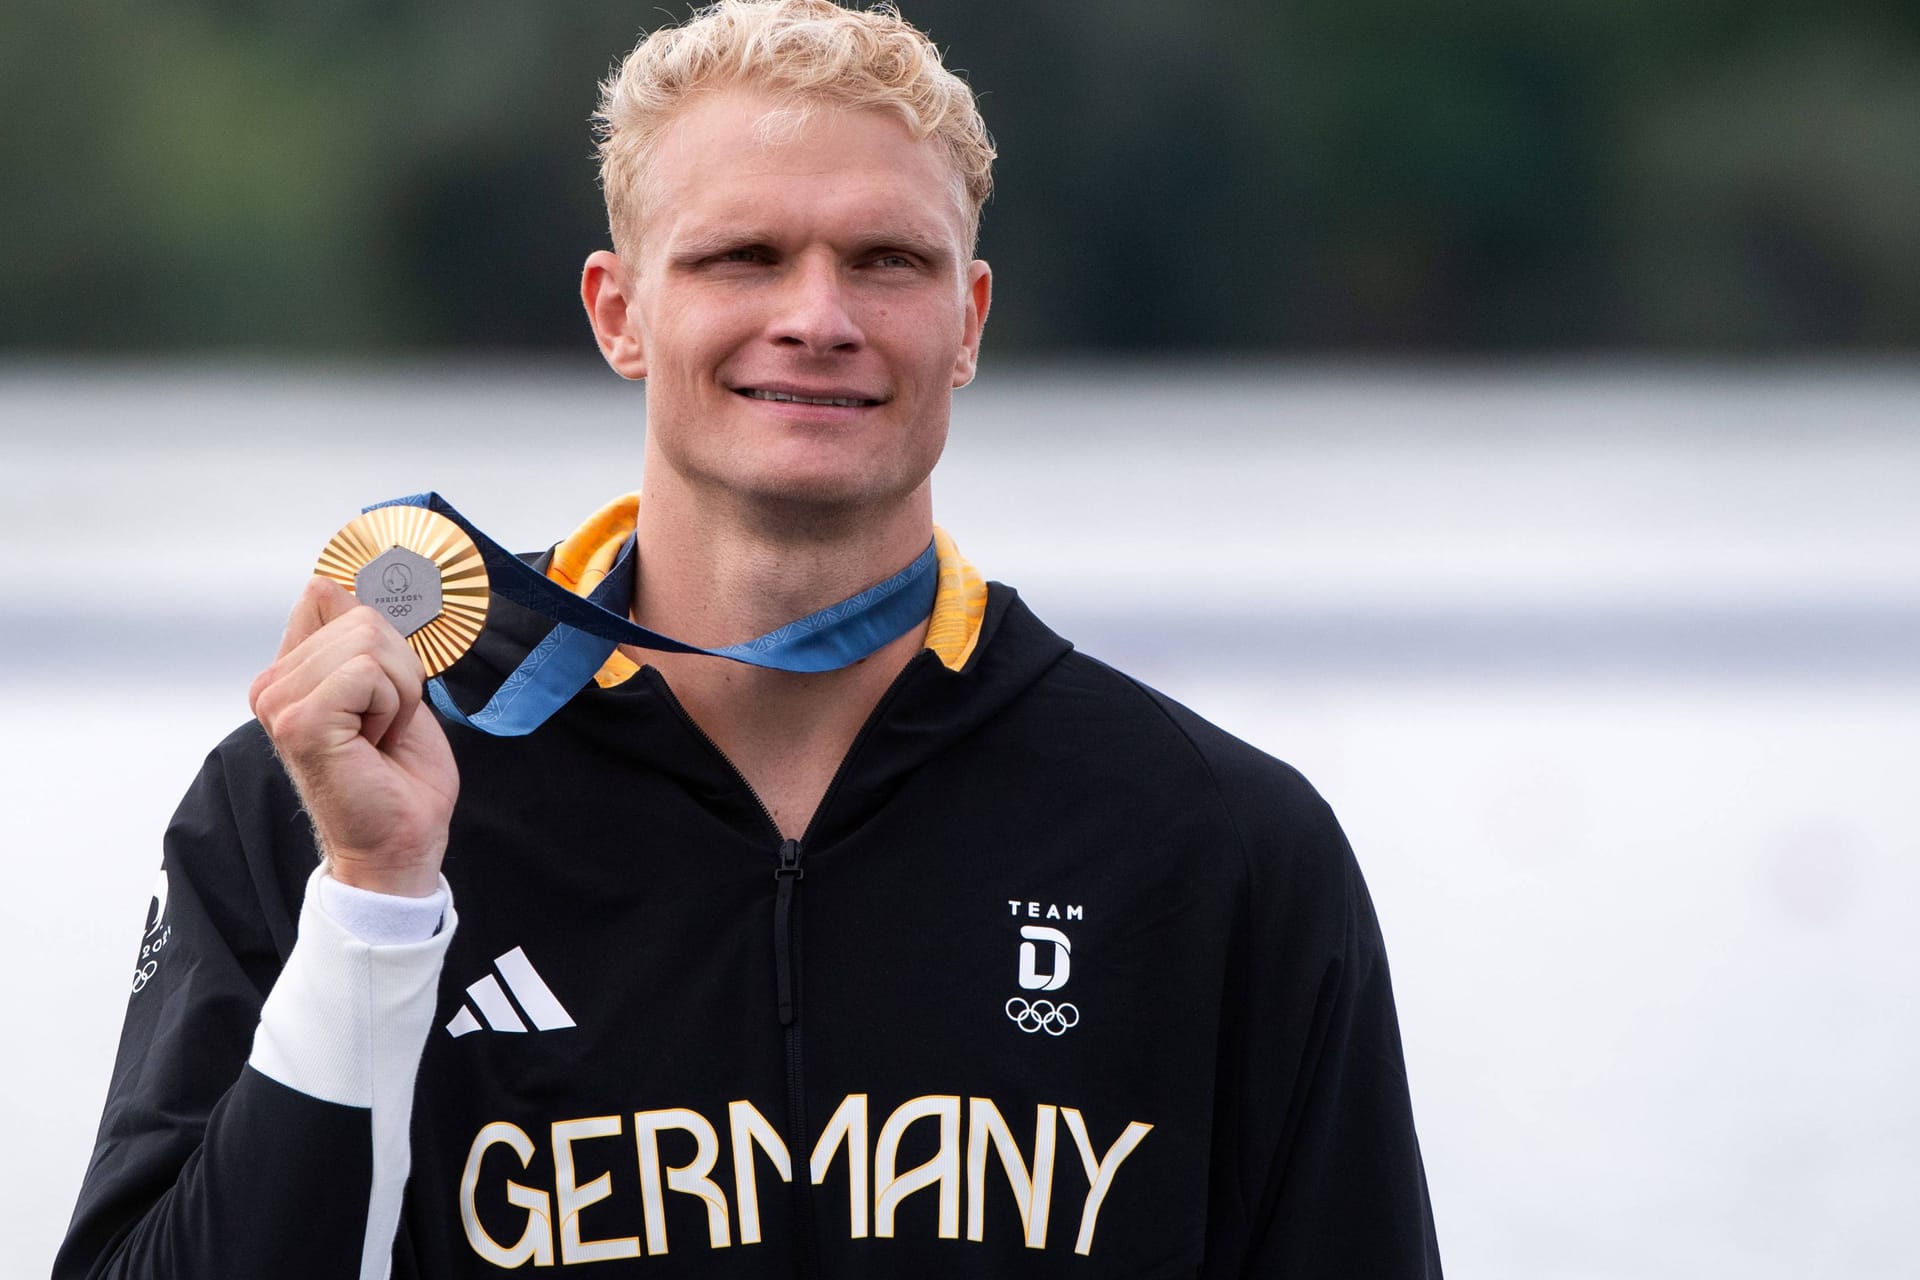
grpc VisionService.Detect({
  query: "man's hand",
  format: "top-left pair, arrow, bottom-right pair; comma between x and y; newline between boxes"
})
249,577 -> 458,898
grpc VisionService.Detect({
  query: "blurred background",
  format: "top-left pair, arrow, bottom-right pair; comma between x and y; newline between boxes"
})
7,0 -> 1920,354
4,1 -> 1916,1275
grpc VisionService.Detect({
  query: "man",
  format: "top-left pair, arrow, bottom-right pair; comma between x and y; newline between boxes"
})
59,2 -> 1441,1276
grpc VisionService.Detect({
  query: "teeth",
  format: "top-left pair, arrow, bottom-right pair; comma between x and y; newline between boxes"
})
743,389 -> 873,407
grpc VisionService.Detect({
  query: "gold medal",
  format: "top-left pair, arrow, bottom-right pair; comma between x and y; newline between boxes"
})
314,505 -> 490,676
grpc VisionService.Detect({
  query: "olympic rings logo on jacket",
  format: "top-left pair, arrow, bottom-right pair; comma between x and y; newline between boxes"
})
1005,996 -> 1080,1036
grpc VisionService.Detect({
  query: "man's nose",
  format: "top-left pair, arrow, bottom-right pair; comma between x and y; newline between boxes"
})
771,256 -> 863,353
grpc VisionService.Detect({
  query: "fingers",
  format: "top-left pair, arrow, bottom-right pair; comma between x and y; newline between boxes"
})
257,651 -> 402,760
253,578 -> 368,710
251,579 -> 428,750
313,652 -> 404,750
243,576 -> 460,892
275,576 -> 359,662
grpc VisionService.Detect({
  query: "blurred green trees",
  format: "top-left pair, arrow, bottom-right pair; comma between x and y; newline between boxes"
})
4,0 -> 1916,353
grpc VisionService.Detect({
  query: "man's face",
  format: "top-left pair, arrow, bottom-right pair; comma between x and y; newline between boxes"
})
603,90 -> 990,521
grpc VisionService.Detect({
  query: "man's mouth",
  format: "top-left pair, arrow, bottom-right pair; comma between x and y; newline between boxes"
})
736,388 -> 884,408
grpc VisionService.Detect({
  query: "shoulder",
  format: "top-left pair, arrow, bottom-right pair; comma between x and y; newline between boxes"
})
980,593 -> 1347,859
163,720 -> 316,963
1012,637 -> 1358,903
184,720 -> 306,842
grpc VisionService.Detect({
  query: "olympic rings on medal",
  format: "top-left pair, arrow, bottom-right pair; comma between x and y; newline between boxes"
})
1005,996 -> 1080,1036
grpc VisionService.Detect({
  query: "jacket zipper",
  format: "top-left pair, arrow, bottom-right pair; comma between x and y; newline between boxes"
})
652,654 -> 934,1277
773,837 -> 804,1027
772,838 -> 817,1280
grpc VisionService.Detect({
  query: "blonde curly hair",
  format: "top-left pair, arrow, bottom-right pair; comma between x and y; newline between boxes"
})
594,0 -> 995,254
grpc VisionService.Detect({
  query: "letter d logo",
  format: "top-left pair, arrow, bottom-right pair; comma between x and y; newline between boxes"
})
1018,926 -> 1071,991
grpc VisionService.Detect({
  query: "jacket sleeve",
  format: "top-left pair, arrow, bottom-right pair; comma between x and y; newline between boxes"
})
1202,755 -> 1443,1278
1247,853 -> 1441,1275
55,728 -> 455,1280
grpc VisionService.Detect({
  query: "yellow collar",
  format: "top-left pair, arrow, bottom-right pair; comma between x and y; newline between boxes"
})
544,493 -> 988,687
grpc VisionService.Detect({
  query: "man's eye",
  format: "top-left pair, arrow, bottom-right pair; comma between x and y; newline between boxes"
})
871,253 -> 915,269
713,247 -> 769,265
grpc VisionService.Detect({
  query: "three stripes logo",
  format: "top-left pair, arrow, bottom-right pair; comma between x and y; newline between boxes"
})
446,946 -> 576,1038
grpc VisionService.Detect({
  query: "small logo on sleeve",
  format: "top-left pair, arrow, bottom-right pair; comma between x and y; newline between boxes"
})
131,868 -> 172,994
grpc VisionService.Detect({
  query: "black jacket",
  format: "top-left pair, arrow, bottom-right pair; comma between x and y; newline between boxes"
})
59,585 -> 1440,1278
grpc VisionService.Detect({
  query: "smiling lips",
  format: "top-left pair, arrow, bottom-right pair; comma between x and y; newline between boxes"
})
736,387 -> 885,408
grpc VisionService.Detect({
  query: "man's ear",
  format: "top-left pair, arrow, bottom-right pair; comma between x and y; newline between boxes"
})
582,250 -> 647,380
951,258 -> 992,388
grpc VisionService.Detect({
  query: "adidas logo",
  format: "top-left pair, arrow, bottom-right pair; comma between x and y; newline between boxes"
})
446,946 -> 576,1037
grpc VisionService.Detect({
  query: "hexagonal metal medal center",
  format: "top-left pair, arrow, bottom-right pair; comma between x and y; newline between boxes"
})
355,545 -> 443,640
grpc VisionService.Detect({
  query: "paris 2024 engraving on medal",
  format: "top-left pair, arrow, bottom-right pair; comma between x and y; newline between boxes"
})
354,546 -> 443,640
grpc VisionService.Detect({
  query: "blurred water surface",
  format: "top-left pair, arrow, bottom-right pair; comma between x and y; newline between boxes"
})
5,360 -> 1916,1277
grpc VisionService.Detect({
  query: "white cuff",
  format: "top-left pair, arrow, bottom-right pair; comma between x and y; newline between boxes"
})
252,866 -> 456,1106
251,866 -> 458,1280
319,872 -> 450,945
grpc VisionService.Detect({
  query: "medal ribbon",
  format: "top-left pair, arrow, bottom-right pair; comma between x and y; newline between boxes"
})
366,494 -> 939,737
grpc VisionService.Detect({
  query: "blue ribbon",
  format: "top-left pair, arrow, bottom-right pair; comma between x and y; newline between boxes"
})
367,494 -> 940,737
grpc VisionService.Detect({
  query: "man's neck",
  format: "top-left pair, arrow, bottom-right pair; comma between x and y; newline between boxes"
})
631,477 -> 933,647
623,477 -> 935,841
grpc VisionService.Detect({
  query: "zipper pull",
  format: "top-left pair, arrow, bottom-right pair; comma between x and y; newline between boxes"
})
773,838 -> 804,1027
